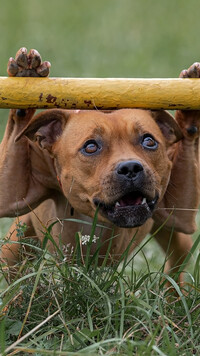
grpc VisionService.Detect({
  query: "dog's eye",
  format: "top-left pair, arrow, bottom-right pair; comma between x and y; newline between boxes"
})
81,140 -> 101,155
141,134 -> 158,150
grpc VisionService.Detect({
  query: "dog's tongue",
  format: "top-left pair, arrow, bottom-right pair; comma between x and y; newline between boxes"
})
119,193 -> 143,207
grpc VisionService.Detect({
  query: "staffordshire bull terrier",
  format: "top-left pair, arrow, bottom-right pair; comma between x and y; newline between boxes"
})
1,48 -> 200,284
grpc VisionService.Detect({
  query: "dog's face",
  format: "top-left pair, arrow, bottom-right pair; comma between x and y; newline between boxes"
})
19,109 -> 182,228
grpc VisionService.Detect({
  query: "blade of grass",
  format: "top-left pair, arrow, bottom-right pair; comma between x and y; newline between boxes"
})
85,207 -> 99,270
119,278 -> 125,338
17,259 -> 46,339
3,309 -> 60,354
0,319 -> 5,355
177,232 -> 200,276
62,217 -> 112,231
161,274 -> 194,338
41,221 -> 64,259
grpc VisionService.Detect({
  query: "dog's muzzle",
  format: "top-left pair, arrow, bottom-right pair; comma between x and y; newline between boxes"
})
93,160 -> 159,228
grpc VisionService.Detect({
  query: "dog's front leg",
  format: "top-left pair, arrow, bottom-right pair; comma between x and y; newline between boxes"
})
0,48 -> 51,217
0,108 -> 35,216
154,63 -> 200,234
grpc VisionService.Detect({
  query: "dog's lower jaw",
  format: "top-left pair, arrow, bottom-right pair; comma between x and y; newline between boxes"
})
94,194 -> 159,228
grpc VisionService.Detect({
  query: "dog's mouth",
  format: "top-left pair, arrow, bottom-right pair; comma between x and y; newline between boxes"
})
94,190 -> 158,228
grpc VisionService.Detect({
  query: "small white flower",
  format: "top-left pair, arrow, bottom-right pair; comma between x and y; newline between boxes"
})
62,243 -> 72,254
80,234 -> 99,245
62,243 -> 74,261
92,235 -> 99,243
81,235 -> 90,245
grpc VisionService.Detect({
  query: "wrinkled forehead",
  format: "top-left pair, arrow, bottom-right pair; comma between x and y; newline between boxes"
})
64,109 -> 163,141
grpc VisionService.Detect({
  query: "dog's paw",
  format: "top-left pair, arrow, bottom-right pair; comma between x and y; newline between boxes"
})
7,47 -> 51,77
176,62 -> 200,140
7,48 -> 51,122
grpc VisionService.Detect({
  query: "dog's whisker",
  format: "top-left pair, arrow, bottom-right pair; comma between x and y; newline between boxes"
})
92,99 -> 99,111
163,189 -> 178,201
167,181 -> 178,190
157,207 -> 199,211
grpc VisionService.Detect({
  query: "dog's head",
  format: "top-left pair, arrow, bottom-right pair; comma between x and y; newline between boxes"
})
17,108 -> 182,228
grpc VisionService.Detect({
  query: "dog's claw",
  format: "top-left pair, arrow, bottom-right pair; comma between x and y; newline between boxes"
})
7,47 -> 51,77
177,61 -> 200,139
179,62 -> 200,78
36,61 -> 51,77
7,57 -> 19,76
15,47 -> 28,69
28,49 -> 42,69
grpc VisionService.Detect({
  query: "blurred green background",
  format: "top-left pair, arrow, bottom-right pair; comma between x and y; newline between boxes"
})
0,0 -> 200,245
1,0 -> 200,130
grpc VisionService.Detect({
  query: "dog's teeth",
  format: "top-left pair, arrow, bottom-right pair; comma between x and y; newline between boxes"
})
115,201 -> 120,207
142,197 -> 147,205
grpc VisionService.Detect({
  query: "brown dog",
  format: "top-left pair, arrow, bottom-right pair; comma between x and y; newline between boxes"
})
0,48 -> 200,283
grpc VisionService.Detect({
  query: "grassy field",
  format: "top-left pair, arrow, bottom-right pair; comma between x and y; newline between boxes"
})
0,0 -> 200,354
0,224 -> 200,355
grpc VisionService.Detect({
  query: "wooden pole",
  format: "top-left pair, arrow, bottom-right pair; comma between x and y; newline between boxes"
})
0,76 -> 200,110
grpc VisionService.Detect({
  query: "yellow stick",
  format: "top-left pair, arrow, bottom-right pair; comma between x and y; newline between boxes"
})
0,76 -> 200,110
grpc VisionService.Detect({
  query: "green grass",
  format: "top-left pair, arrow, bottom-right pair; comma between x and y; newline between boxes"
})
1,0 -> 200,354
0,220 -> 200,355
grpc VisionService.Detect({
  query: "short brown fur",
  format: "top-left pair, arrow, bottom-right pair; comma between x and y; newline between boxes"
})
1,49 -> 200,285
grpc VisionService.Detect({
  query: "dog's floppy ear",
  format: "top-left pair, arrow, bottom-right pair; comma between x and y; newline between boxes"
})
15,109 -> 69,151
151,110 -> 183,144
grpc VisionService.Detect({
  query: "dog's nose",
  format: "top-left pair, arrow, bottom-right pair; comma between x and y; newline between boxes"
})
116,160 -> 144,179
